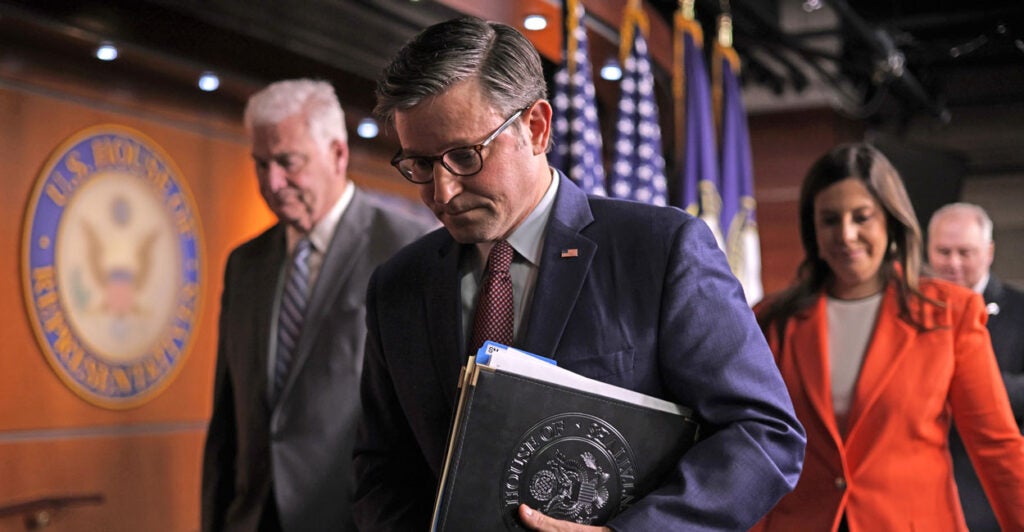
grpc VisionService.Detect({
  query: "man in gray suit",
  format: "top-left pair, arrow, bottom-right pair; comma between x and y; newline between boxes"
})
201,79 -> 431,532
928,202 -> 1024,532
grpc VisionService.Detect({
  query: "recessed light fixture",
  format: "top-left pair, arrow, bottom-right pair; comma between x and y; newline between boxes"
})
198,71 -> 220,92
600,58 -> 622,81
95,42 -> 118,61
356,118 -> 379,139
802,0 -> 823,12
523,14 -> 548,31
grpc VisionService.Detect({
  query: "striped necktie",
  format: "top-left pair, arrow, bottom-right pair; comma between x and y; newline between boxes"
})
468,240 -> 515,355
273,238 -> 312,402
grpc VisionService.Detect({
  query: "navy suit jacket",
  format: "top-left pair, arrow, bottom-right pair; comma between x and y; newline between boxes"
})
353,173 -> 805,531
951,274 -> 1024,531
985,275 -> 1024,421
202,188 -> 431,532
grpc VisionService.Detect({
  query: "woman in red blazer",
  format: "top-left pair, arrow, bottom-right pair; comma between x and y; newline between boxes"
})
753,143 -> 1024,531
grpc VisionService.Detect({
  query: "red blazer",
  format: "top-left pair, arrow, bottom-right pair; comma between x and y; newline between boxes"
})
753,278 -> 1024,531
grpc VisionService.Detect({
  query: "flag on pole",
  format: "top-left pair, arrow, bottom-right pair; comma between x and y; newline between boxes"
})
607,0 -> 668,205
714,14 -> 763,305
550,0 -> 606,196
674,5 -> 723,246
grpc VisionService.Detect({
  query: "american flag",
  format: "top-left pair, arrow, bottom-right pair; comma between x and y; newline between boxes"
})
675,11 -> 723,247
549,0 -> 606,196
607,8 -> 668,205
716,25 -> 763,305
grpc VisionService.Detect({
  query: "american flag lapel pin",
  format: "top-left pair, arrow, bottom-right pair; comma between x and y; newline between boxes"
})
560,248 -> 579,258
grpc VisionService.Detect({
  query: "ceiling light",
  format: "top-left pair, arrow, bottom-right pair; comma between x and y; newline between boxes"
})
95,42 -> 118,61
600,59 -> 622,81
198,71 -> 220,92
802,0 -> 823,12
356,118 -> 379,139
523,15 -> 547,31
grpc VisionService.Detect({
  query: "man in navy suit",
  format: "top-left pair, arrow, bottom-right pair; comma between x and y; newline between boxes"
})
929,202 -> 1024,532
353,17 -> 805,531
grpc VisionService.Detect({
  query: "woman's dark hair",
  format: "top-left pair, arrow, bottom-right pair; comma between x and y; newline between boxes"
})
759,143 -> 937,330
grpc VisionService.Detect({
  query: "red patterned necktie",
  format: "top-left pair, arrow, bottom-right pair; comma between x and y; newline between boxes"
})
468,240 -> 514,355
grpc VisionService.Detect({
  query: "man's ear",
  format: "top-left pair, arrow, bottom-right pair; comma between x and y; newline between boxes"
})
331,138 -> 349,175
525,100 -> 553,156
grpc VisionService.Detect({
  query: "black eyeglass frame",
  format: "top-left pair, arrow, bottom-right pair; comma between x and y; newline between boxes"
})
390,106 -> 530,184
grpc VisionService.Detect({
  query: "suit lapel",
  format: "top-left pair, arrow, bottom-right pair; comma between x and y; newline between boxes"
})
845,284 -> 915,439
426,237 -> 466,407
790,295 -> 841,439
304,191 -> 368,338
257,226 -> 289,405
521,173 -> 595,359
422,173 -> 597,403
276,190 -> 370,406
983,274 -> 1002,304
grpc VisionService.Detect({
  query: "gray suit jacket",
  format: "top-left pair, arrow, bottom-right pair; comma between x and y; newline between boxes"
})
951,274 -> 1024,531
353,173 -> 805,531
202,187 -> 431,532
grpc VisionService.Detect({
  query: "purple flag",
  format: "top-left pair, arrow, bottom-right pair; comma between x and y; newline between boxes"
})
718,51 -> 763,304
680,26 -> 722,245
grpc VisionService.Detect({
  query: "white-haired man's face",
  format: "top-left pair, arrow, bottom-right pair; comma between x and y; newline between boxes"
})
251,113 -> 347,233
928,210 -> 994,289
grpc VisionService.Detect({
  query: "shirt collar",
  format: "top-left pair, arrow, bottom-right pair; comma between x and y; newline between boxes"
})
475,168 -> 558,266
973,272 -> 990,295
288,181 -> 353,253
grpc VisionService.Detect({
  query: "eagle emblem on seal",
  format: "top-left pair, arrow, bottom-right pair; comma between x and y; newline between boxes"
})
529,450 -> 611,523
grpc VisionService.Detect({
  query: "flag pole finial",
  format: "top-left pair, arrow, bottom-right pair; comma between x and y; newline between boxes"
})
681,0 -> 695,21
717,13 -> 733,48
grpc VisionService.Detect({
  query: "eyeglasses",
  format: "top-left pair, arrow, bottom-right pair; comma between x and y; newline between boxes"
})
254,152 -> 309,176
391,107 -> 528,184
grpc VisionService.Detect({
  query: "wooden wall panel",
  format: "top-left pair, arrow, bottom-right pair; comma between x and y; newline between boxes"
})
0,82 -> 255,531
0,431 -> 204,532
1,85 -> 262,431
1,54 -> 422,530
749,108 -> 862,297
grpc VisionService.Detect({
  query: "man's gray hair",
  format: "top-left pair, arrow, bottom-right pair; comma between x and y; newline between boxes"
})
244,79 -> 347,146
374,16 -> 547,125
929,202 -> 994,243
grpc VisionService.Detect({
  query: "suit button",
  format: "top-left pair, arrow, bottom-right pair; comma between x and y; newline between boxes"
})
834,477 -> 847,491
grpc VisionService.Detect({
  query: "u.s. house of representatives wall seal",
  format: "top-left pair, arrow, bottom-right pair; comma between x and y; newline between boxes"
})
502,413 -> 637,527
21,125 -> 203,409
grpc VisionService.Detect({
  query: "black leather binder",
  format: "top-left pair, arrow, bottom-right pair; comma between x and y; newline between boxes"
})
431,343 -> 699,530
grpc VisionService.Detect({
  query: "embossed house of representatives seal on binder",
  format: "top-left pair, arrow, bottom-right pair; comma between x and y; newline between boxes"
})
501,413 -> 637,527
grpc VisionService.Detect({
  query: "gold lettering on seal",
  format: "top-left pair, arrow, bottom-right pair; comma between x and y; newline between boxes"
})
65,151 -> 92,180
83,357 -> 111,393
144,156 -> 171,194
92,137 -> 141,169
43,150 -> 93,207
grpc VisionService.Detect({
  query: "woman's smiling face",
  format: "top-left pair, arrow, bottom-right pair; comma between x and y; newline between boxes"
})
813,177 -> 889,299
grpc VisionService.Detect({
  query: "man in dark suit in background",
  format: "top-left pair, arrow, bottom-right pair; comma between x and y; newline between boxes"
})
353,17 -> 805,531
928,202 -> 1024,532
201,79 -> 431,532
